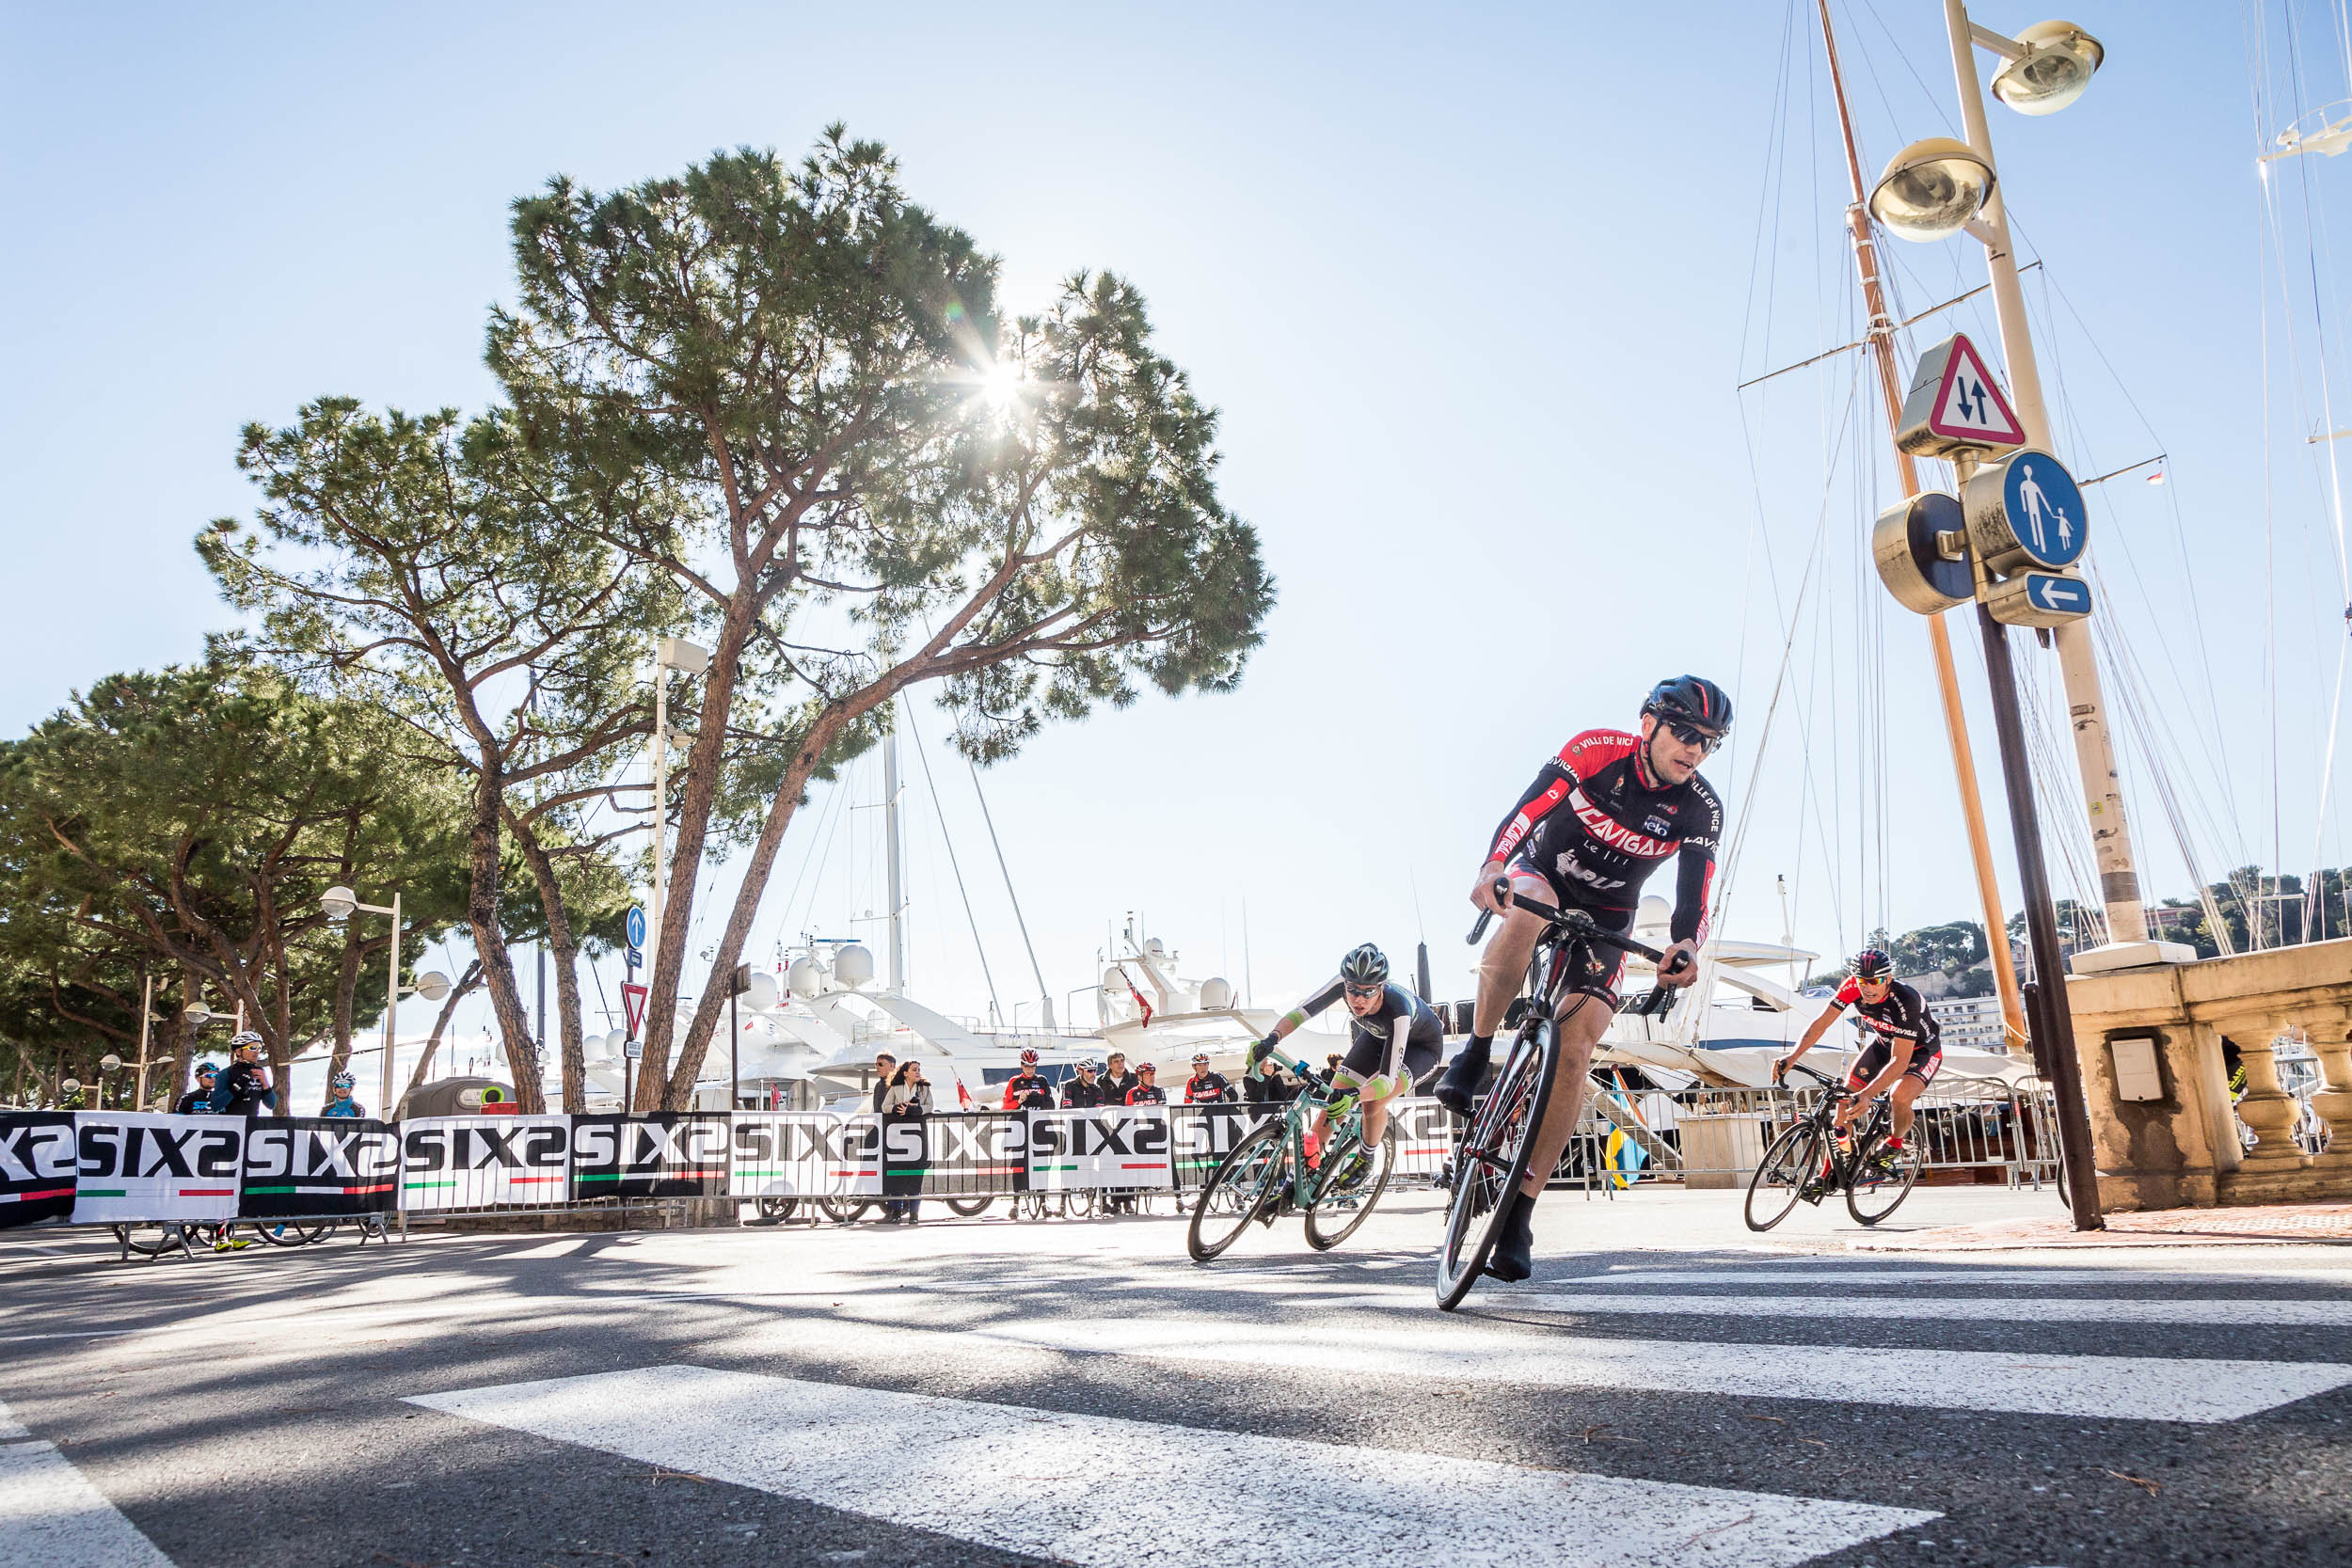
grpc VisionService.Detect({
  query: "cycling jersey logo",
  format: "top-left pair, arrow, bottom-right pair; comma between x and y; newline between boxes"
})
1570,790 -> 1677,859
1644,816 -> 1673,836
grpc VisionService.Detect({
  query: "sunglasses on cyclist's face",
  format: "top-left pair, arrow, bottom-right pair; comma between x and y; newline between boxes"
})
1660,719 -> 1724,754
1343,983 -> 1384,1000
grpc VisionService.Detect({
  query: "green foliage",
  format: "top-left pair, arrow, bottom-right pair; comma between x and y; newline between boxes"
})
0,657 -> 469,1098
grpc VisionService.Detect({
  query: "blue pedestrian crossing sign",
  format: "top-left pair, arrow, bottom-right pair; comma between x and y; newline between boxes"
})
2001,452 -> 2088,569
1963,448 -> 2090,575
627,906 -> 647,950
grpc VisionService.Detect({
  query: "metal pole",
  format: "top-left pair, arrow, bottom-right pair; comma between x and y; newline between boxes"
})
1942,0 -> 2150,950
1975,600 -> 2105,1229
645,645 -> 669,1113
730,984 -> 740,1115
382,892 -> 402,1121
135,971 -> 152,1110
882,709 -> 905,995
1819,0 -> 2027,1045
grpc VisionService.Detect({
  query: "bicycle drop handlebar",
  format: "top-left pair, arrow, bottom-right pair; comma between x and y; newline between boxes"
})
1464,879 -> 1694,980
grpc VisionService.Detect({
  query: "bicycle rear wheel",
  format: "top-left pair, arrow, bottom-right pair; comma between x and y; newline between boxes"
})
112,1223 -> 181,1259
1744,1122 -> 1825,1232
754,1196 -> 800,1223
1186,1122 -> 1286,1262
256,1219 -> 332,1247
818,1196 -> 874,1223
1304,1122 -> 1395,1251
1845,1134 -> 1925,1225
945,1196 -> 993,1217
1434,1022 -> 1558,1310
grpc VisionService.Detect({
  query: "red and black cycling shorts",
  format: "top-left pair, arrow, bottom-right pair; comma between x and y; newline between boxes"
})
1847,1037 -> 1943,1090
1504,856 -> 1629,1006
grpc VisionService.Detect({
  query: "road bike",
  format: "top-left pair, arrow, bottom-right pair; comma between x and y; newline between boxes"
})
1186,1065 -> 1396,1260
1743,1062 -> 1925,1230
1435,884 -> 1686,1309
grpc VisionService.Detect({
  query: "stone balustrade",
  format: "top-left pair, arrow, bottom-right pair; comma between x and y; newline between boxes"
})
2063,939 -> 2352,1211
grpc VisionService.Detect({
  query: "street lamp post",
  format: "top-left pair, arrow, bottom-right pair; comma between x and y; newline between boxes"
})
639,635 -> 710,1111
322,885 -> 403,1119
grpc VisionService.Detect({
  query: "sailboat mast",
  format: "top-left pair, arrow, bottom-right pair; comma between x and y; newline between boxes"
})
883,701 -> 906,995
1815,0 -> 2027,1049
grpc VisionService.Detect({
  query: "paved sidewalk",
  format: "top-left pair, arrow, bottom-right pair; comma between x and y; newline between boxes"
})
1852,1199 -> 2352,1250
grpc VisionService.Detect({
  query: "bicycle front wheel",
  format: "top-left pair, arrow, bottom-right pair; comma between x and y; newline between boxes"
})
256,1219 -> 333,1247
1744,1122 -> 1824,1232
112,1223 -> 179,1259
1187,1122 -> 1287,1262
754,1196 -> 800,1223
945,1196 -> 993,1217
1434,1022 -> 1559,1310
1845,1134 -> 1925,1226
1304,1122 -> 1395,1251
818,1196 -> 873,1223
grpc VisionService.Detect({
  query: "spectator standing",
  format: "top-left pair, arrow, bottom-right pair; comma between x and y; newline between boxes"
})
1002,1048 -> 1055,1111
322,1070 -> 365,1118
880,1060 -> 932,1224
1060,1060 -> 1107,1109
1125,1062 -> 1168,1107
1100,1052 -> 1138,1104
1183,1053 -> 1236,1104
867,1053 -> 898,1113
175,1064 -> 218,1116
211,1035 -> 278,1117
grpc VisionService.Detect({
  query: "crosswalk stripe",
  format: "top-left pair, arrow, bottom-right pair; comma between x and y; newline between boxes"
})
409,1364 -> 1936,1567
1572,1268 -> 2352,1287
979,1316 -> 2352,1423
1486,1293 -> 2352,1326
0,1401 -> 174,1568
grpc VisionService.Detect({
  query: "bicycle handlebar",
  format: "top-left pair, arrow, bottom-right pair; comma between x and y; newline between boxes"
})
1465,879 -> 1693,980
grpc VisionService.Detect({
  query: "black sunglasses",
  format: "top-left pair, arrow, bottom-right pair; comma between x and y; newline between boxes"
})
1661,719 -> 1724,754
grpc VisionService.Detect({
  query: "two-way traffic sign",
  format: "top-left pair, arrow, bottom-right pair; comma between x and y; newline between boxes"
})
1896,333 -> 2028,459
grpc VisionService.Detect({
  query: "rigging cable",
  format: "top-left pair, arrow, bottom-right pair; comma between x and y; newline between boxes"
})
899,698 -> 1005,1026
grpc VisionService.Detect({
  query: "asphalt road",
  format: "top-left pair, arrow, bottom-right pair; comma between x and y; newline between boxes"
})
4,1186 -> 2348,1567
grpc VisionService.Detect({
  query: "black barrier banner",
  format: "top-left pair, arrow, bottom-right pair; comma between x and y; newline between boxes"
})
72,1114 -> 246,1225
730,1113 -> 882,1198
242,1119 -> 399,1217
0,1113 -> 78,1229
916,1112 -> 1026,1196
1168,1104 -> 1275,1190
1028,1106 -> 1172,1191
402,1116 -> 573,1211
572,1113 -> 729,1198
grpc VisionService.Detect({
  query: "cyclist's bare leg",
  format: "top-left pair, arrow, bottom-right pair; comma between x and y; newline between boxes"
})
1470,871 -> 1556,1037
1889,1075 -> 1926,1140
1516,992 -> 1613,1199
1359,1082 -> 1400,1147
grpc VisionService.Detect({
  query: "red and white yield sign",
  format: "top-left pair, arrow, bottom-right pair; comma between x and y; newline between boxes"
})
621,983 -> 649,1038
1896,332 -> 2027,459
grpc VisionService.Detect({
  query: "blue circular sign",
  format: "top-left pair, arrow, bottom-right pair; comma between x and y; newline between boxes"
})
627,906 -> 647,949
2001,450 -> 2088,569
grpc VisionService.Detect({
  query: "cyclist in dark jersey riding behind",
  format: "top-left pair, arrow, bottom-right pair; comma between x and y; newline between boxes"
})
1432,676 -> 1728,1281
1251,943 -> 1444,1165
1775,947 -> 1942,1160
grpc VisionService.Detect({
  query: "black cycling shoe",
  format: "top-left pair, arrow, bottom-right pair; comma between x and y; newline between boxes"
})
1485,1191 -> 1536,1282
1432,1037 -> 1492,1117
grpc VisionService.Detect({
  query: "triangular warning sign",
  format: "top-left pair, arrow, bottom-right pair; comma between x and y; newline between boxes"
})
1896,332 -> 2027,458
621,982 -> 648,1037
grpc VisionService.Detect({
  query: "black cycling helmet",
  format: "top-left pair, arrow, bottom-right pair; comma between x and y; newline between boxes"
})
1339,943 -> 1389,987
1850,947 -> 1895,981
1643,675 -> 1733,739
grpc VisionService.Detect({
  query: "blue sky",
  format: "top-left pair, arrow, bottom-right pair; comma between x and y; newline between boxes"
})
6,2 -> 2346,1035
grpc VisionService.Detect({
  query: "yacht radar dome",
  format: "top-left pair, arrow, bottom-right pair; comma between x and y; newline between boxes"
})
787,957 -> 826,998
744,971 -> 780,1012
1199,976 -> 1234,1009
834,943 -> 876,990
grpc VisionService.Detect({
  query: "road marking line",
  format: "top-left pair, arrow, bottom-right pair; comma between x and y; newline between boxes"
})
0,1401 -> 174,1568
981,1317 -> 2352,1423
1476,1293 -> 2352,1326
408,1364 -> 1935,1567
1579,1267 -> 2352,1287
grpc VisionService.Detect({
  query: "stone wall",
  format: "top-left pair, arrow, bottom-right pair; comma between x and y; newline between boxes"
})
2064,940 -> 2352,1211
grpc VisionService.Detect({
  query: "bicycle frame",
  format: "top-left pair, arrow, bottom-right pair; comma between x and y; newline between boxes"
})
1781,1062 -> 1894,1194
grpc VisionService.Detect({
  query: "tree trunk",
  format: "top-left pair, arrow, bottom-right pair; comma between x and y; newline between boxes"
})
463,765 -> 542,1111
400,959 -> 485,1111
506,813 -> 590,1113
661,705 -> 856,1105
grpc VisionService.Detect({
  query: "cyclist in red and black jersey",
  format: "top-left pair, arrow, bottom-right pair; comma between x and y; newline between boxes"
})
1433,675 -> 1729,1280
1002,1049 -> 1056,1112
1776,948 -> 1942,1158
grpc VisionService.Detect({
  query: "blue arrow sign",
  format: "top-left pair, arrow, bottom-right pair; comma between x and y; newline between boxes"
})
2023,572 -> 2092,617
627,906 -> 647,949
2002,451 -> 2088,569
